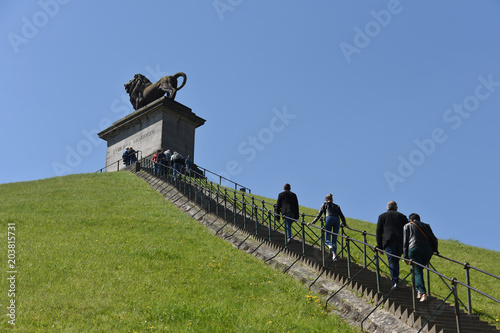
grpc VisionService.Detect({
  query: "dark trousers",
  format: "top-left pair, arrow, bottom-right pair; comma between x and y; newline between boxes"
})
385,243 -> 402,285
409,245 -> 433,294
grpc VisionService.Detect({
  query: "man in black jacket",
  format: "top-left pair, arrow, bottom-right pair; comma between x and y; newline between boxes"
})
376,201 -> 408,289
276,183 -> 299,243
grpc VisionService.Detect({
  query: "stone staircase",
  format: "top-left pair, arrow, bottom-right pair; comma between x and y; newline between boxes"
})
130,167 -> 499,333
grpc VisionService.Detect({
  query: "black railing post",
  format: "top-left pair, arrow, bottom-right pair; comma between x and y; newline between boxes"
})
241,192 -> 246,222
254,205 -> 259,235
268,210 -> 273,240
411,263 -> 416,313
200,181 -> 204,208
465,263 -> 472,314
426,265 -> 431,297
320,217 -> 325,267
452,278 -> 462,333
251,197 -> 258,235
363,231 -> 367,267
188,174 -> 192,200
243,202 -> 247,230
375,249 -> 381,294
272,204 -> 276,231
251,197 -> 256,225
208,181 -> 212,213
301,213 -> 306,256
346,237 -> 351,279
224,189 -> 228,220
340,223 -> 345,259
233,191 -> 237,224
261,200 -> 266,234
182,169 -> 187,195
216,185 -> 220,216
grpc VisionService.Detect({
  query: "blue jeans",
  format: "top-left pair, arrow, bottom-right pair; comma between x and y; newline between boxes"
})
325,215 -> 340,255
409,245 -> 433,294
173,162 -> 182,180
284,218 -> 293,241
385,243 -> 402,285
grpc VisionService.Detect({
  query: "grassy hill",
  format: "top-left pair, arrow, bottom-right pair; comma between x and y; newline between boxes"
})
0,172 -> 362,332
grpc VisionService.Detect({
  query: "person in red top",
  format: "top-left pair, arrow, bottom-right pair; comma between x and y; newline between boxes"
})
152,149 -> 160,175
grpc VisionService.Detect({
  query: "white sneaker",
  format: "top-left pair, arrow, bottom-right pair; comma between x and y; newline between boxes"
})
332,253 -> 338,261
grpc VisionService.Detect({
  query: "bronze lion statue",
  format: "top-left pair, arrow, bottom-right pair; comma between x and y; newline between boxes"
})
124,72 -> 187,110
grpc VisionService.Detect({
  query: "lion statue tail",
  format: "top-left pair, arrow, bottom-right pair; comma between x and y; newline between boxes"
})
173,72 -> 187,91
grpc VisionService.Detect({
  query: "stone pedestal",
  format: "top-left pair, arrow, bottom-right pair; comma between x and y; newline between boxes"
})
98,97 -> 205,171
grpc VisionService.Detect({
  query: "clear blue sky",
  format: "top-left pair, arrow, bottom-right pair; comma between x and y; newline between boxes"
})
2,1 -> 500,251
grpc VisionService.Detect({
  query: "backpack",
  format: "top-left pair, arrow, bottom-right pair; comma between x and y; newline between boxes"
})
411,221 -> 438,252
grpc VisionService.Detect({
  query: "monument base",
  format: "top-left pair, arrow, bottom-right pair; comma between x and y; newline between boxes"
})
98,97 -> 205,171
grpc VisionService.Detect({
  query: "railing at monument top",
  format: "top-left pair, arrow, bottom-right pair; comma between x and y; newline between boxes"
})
140,152 -> 251,194
136,156 -> 500,331
96,151 -> 142,173
195,164 -> 251,194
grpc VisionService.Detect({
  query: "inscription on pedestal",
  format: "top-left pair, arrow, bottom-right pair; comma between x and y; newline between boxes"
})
98,97 -> 205,171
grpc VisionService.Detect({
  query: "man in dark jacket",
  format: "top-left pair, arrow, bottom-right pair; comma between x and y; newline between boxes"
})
276,183 -> 299,243
122,147 -> 131,166
376,201 -> 407,288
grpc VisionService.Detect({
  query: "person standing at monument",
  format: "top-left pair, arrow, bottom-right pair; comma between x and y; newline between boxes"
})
276,183 -> 300,244
157,149 -> 167,175
308,194 -> 347,261
122,147 -> 130,166
152,149 -> 161,175
376,201 -> 408,289
165,149 -> 172,168
171,151 -> 184,180
185,155 -> 192,174
403,213 -> 439,302
129,147 -> 137,164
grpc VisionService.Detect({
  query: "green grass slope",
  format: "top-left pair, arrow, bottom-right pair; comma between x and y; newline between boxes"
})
0,173 -> 361,332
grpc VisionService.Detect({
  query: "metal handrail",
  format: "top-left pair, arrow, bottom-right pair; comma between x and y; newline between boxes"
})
235,193 -> 499,299
95,150 -> 142,173
197,165 -> 252,194
435,253 -> 500,280
186,170 -> 500,302
96,160 -> 121,173
140,152 -> 252,194
102,154 -> 500,331
175,164 -> 500,305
